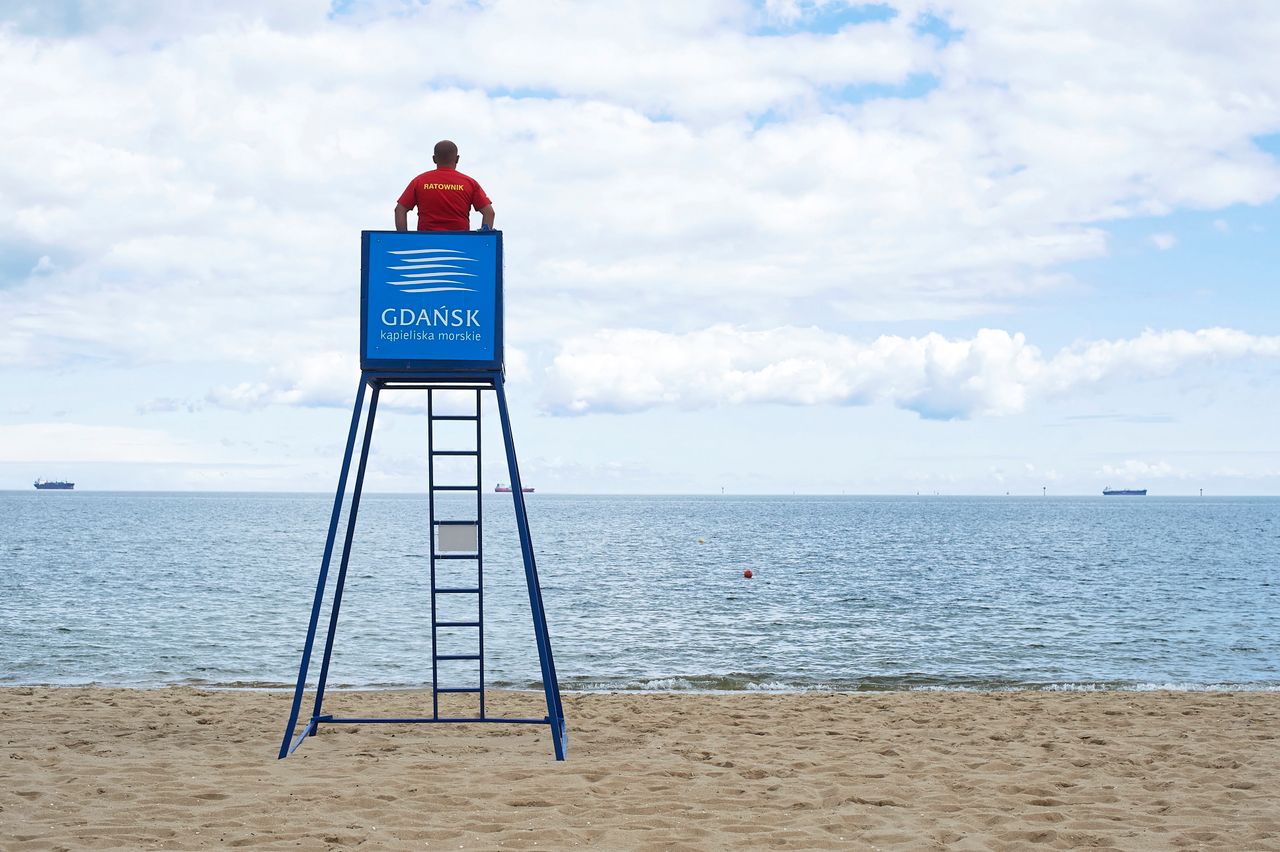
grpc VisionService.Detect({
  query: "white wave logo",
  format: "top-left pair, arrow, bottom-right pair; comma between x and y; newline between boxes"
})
385,248 -> 478,293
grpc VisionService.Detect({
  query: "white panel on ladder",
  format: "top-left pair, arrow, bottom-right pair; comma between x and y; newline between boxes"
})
437,524 -> 479,552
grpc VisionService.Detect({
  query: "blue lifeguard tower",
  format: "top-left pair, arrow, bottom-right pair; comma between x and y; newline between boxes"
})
279,229 -> 566,761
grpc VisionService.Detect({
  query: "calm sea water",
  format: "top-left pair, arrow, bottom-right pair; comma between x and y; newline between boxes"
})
1,492 -> 1277,692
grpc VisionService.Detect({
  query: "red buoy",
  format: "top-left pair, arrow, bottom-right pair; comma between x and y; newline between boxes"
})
743,569 -> 753,579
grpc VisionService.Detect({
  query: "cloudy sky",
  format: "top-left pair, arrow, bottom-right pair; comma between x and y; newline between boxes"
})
2,0 -> 1278,494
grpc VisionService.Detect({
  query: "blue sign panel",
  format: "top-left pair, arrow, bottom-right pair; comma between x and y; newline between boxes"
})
361,230 -> 503,371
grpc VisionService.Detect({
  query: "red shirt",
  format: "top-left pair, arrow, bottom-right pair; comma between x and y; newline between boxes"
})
396,167 -> 491,231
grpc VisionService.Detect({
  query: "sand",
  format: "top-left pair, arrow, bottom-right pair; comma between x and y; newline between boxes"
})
0,687 -> 1276,850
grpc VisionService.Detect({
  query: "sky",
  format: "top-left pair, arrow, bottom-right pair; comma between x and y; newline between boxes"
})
1,0 -> 1278,495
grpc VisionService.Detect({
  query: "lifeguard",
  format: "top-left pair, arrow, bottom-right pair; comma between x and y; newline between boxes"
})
394,139 -> 495,232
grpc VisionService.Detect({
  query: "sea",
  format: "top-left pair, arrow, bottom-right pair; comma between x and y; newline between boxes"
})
1,492 -> 1277,693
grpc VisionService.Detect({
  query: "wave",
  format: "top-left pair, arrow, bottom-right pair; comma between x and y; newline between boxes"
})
543,673 -> 1280,694
387,267 -> 476,275
394,271 -> 476,278
5,673 -> 1279,693
394,256 -> 477,263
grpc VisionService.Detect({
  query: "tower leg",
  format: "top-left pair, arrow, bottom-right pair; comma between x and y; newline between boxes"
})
279,376 -> 368,759
308,384 -> 381,728
494,375 -> 567,760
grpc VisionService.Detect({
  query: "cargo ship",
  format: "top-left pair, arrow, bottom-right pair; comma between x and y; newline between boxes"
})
34,479 -> 75,490
495,483 -> 534,493
1102,486 -> 1146,496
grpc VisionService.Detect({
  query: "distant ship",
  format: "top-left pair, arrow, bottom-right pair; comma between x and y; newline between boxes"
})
1103,486 -> 1146,496
34,479 -> 75,490
495,483 -> 534,493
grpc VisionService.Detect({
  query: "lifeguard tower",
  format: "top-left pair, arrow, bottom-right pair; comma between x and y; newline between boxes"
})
279,229 -> 566,761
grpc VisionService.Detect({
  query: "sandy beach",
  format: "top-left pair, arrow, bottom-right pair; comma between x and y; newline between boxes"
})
1,687 -> 1276,850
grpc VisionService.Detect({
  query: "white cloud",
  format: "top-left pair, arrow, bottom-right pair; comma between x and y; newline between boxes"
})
204,345 -> 531,411
1,0 -> 1278,382
0,422 -> 212,463
1151,232 -> 1177,250
0,0 -> 1276,510
1099,459 -> 1183,481
136,397 -> 202,415
207,351 -> 355,410
542,325 -> 1280,419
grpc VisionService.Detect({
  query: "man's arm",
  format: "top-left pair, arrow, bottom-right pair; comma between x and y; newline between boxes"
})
478,203 -> 495,230
394,203 -> 410,232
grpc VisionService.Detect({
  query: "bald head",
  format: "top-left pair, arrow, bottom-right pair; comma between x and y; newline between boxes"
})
433,139 -> 459,167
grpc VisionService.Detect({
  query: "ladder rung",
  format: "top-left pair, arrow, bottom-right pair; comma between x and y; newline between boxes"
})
433,553 -> 477,560
436,687 -> 482,693
434,587 -> 480,594
435,620 -> 481,628
432,415 -> 478,421
432,450 -> 478,456
435,654 -> 481,661
433,485 -> 479,491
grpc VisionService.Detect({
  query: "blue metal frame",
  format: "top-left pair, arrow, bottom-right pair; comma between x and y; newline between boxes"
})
279,370 -> 566,761
496,378 -> 566,753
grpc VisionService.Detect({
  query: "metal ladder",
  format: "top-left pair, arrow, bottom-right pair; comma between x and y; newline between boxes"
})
428,388 -> 485,720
